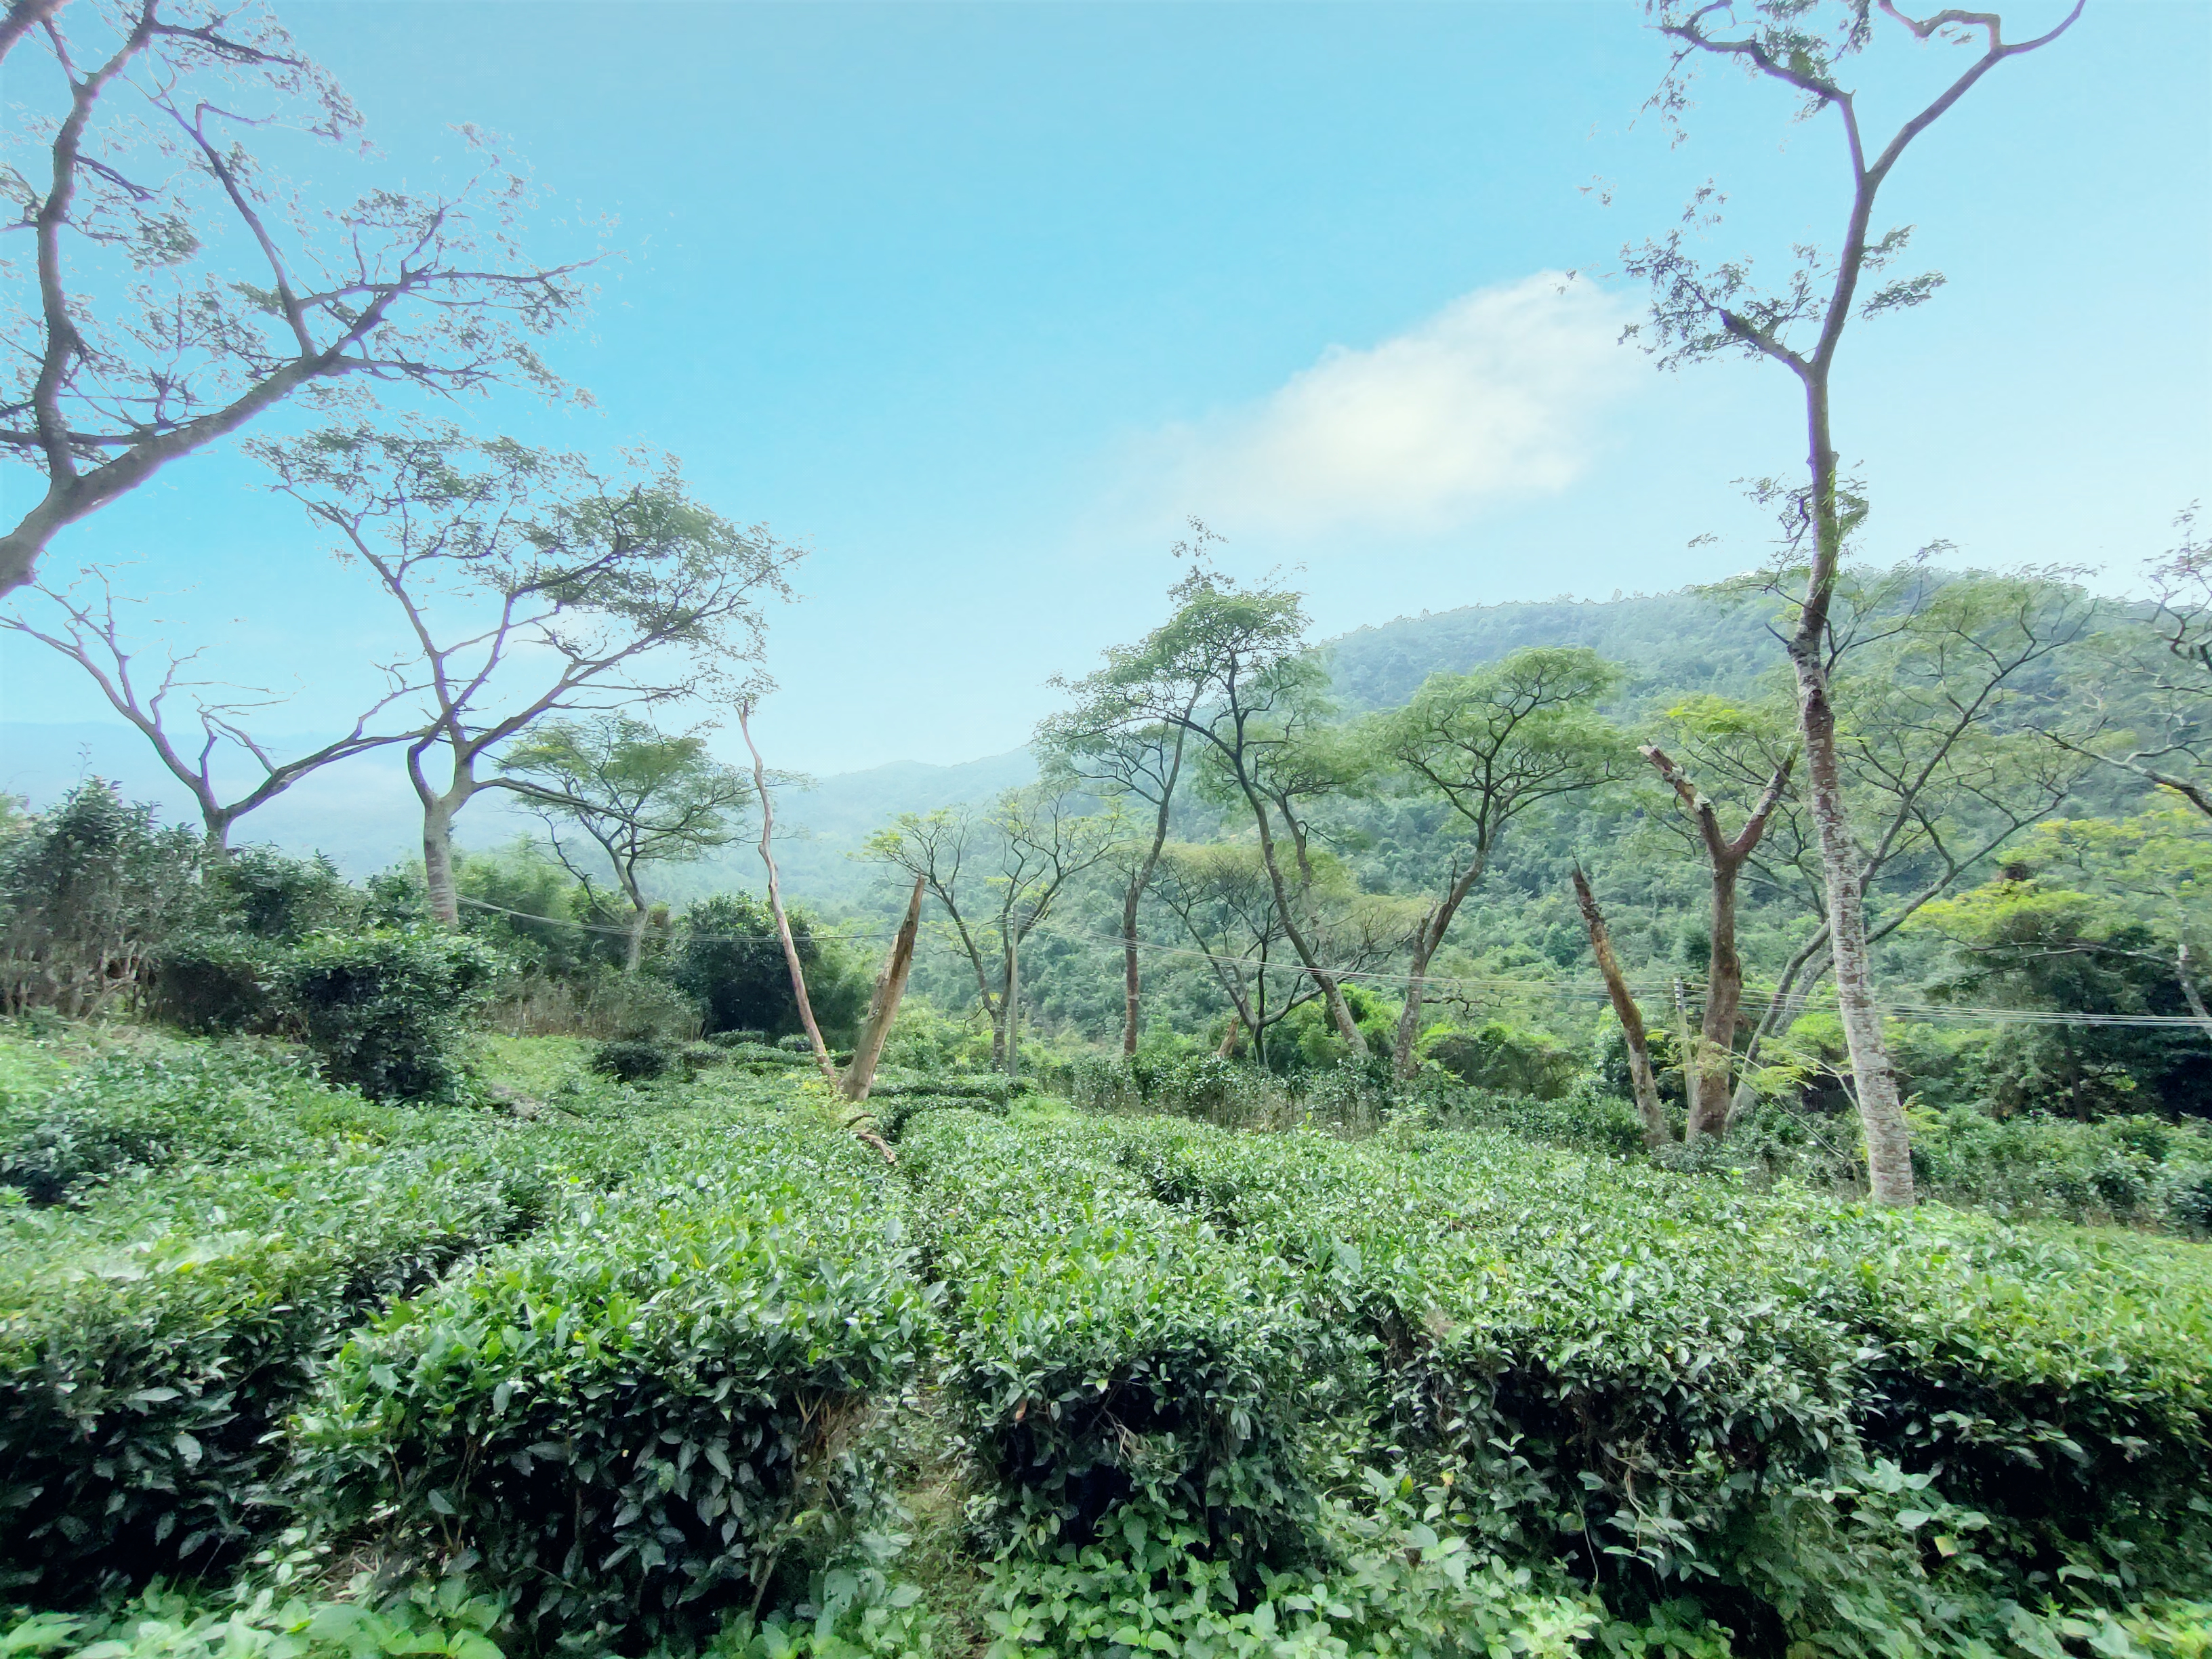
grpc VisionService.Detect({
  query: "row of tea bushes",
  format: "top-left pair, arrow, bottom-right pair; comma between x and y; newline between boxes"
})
292,1111 -> 933,1654
896,1110 -> 1317,1573
0,1033 -> 773,1601
1061,1111 -> 2212,1643
0,1126 -> 535,1593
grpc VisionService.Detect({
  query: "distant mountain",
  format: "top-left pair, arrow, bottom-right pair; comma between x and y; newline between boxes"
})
1326,589 -> 1784,712
0,721 -> 424,872
0,585 -> 1784,901
682,747 -> 1040,908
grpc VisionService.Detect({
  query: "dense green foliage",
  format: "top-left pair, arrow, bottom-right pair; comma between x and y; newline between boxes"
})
297,1111 -> 929,1650
0,1023 -> 2207,1657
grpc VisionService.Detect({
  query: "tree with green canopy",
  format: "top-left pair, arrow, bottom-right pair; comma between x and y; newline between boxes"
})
500,716 -> 750,972
1376,647 -> 1630,1080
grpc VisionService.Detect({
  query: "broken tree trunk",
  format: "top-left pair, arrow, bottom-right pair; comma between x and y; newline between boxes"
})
843,876 -> 924,1103
737,702 -> 842,1091
1572,865 -> 1670,1151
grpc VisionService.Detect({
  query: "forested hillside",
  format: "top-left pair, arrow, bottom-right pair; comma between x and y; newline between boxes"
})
3,0 -> 2207,1654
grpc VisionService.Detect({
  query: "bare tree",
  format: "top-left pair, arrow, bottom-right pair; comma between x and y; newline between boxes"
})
501,715 -> 749,973
253,423 -> 799,926
1641,741 -> 1794,1138
0,0 -> 591,598
1571,864 -> 1670,1150
1626,0 -> 2085,1202
1,566 -> 419,846
1377,647 -> 1629,1080
1152,837 -> 1408,1070
861,785 -> 1120,1067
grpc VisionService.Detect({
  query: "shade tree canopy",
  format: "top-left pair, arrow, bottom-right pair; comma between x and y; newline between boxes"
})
0,0 -> 592,598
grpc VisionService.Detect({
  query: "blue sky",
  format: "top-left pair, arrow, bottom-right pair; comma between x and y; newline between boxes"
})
3,0 -> 2207,788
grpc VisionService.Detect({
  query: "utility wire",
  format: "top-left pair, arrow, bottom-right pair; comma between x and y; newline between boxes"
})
455,895 -> 2212,1033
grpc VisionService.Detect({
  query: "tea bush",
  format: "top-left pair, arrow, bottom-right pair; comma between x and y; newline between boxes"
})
146,933 -> 288,1036
1064,1111 -> 2212,1637
899,1111 -> 1315,1573
293,1113 -> 931,1652
283,929 -> 506,1101
0,1144 -> 528,1596
588,1036 -> 673,1082
1907,1105 -> 2212,1231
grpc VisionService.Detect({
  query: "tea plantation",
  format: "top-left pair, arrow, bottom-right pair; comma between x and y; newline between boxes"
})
1,1024 -> 2208,1658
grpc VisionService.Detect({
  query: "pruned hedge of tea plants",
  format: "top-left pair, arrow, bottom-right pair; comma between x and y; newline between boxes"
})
5,1024 -> 2212,1659
1047,1110 -> 2212,1642
0,1032 -> 737,1601
293,1109 -> 931,1653
899,1109 -> 1317,1572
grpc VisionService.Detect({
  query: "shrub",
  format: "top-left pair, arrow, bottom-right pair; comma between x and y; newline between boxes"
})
211,848 -> 361,942
589,1036 -> 672,1082
294,1119 -> 930,1651
1061,1110 -> 2212,1631
901,1111 -> 1315,1573
1906,1104 -> 2212,1231
283,928 -> 506,1101
0,781 -> 212,1019
0,1143 -> 525,1597
1417,1078 -> 1651,1158
672,895 -> 869,1044
146,933 -> 287,1036
1425,1021 -> 1582,1100
0,1042 -> 313,1204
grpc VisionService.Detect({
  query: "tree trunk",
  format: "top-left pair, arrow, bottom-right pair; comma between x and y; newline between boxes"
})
1573,867 -> 1670,1151
1792,641 -> 1911,1204
1792,367 -> 1913,1204
1235,774 -> 1368,1054
2176,940 -> 2212,1042
421,792 -> 464,926
622,904 -> 648,974
409,733 -> 477,928
739,703 -> 840,1088
1122,877 -> 1146,1057
1004,926 -> 1020,1082
1692,859 -> 1746,1141
1122,752 -> 1181,1054
1216,1016 -> 1242,1059
843,876 -> 924,1103
1392,856 -> 1488,1081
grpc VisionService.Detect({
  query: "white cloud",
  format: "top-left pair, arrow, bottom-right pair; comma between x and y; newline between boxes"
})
1140,272 -> 1636,538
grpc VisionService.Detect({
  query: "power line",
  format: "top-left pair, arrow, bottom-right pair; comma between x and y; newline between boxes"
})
453,895 -> 2212,1035
455,894 -> 909,944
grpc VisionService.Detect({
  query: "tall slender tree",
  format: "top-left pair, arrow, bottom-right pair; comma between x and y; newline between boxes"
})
1082,573 -> 1372,1052
1376,648 -> 1629,1080
1035,713 -> 1194,1054
1626,0 -> 2085,1203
